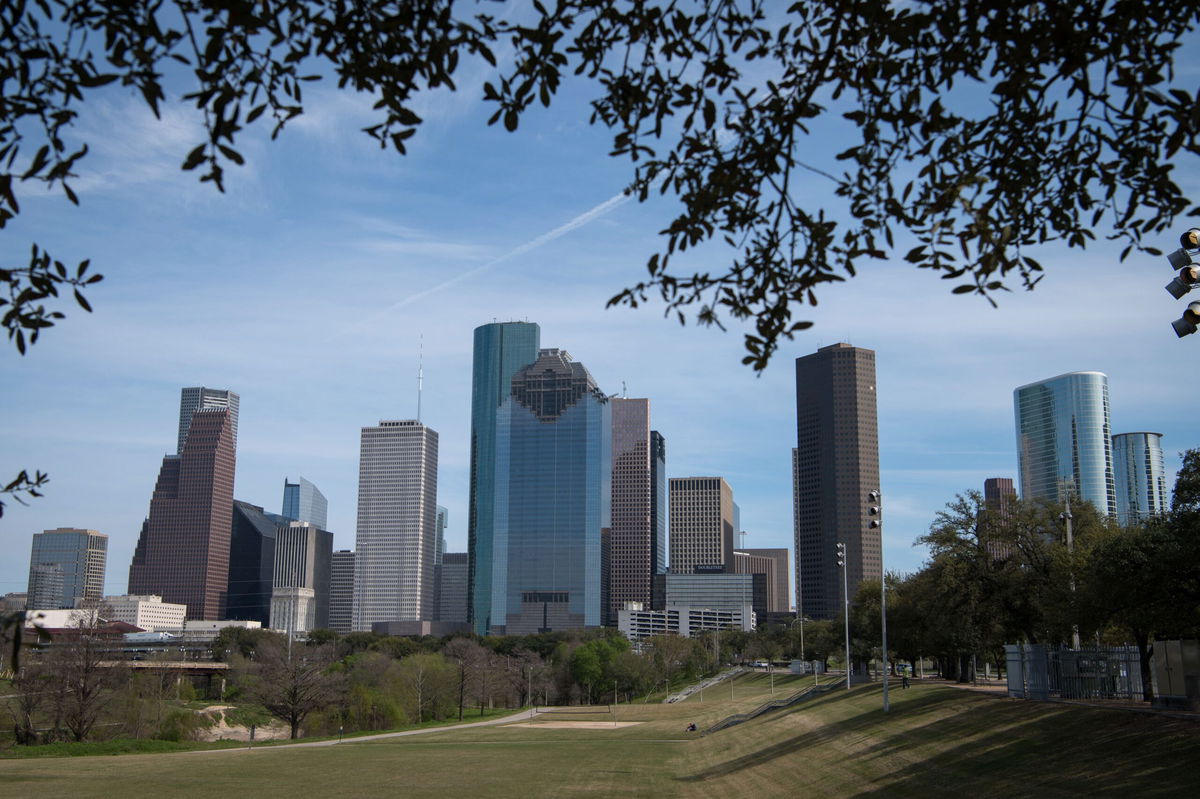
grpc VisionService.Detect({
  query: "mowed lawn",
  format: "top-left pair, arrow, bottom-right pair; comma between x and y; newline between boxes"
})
7,675 -> 1199,798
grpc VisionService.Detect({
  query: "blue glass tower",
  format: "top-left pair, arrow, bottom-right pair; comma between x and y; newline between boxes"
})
468,321 -> 541,634
490,348 -> 611,634
281,476 -> 328,529
1112,432 -> 1168,526
1014,371 -> 1116,516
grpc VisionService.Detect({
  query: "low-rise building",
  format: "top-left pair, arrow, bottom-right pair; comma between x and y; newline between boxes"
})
77,594 -> 187,631
617,602 -> 753,643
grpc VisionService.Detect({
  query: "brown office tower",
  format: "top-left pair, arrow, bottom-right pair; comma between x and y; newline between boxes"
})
793,343 -> 880,620
609,398 -> 654,622
669,477 -> 736,575
129,407 -> 236,620
733,548 -> 790,614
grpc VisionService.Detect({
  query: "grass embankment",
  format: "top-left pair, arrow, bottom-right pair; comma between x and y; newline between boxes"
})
5,680 -> 1197,797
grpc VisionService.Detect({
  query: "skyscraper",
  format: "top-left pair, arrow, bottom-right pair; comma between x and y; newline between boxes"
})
793,343 -> 881,620
177,387 -> 239,455
281,476 -> 328,529
226,500 -> 279,626
489,348 -> 612,635
650,431 -> 668,578
468,321 -> 541,635
1014,371 -> 1116,516
328,550 -> 355,634
27,528 -> 107,609
733,547 -> 790,615
130,402 -> 236,620
609,397 -> 655,621
270,522 -> 331,635
1112,432 -> 1169,526
669,477 -> 736,575
352,419 -> 439,631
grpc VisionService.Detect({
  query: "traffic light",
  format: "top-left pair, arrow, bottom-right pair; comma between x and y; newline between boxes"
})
1173,302 -> 1200,338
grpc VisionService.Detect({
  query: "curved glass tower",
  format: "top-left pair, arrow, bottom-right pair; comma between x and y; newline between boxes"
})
1014,371 -> 1116,516
468,321 -> 541,635
1112,432 -> 1168,526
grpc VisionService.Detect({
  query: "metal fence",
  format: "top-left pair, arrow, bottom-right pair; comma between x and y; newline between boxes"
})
1005,643 -> 1143,701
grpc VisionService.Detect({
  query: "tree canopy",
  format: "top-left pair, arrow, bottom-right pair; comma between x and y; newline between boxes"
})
4,0 -> 1200,373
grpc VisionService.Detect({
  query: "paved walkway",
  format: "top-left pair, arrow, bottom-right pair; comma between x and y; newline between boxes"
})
187,709 -> 546,753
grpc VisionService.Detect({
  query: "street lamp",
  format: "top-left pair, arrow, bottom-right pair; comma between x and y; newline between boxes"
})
868,490 -> 889,713
1164,229 -> 1200,337
836,542 -> 850,691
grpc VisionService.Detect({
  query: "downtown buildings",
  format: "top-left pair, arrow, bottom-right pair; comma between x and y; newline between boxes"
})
793,343 -> 882,620
26,528 -> 108,609
467,323 -> 615,635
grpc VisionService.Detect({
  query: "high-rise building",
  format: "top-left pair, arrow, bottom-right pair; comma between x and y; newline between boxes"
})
669,477 -> 736,576
432,506 -> 449,620
329,550 -> 355,634
1112,432 -> 1169,526
609,398 -> 655,622
793,343 -> 881,620
488,348 -> 612,635
177,387 -> 239,455
983,477 -> 1016,519
130,404 -> 236,620
1014,371 -> 1116,516
733,547 -> 790,615
281,476 -> 329,530
437,552 -> 469,625
650,431 -> 668,578
468,321 -> 541,635
352,420 -> 439,631
270,523 -> 323,635
26,528 -> 107,609
226,501 -> 279,626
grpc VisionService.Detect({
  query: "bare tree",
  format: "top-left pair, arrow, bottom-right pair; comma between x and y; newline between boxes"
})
237,640 -> 343,739
443,638 -> 487,721
43,612 -> 123,742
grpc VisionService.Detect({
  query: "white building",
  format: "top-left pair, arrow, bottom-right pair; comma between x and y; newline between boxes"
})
77,594 -> 186,631
269,522 -> 321,634
352,420 -> 439,631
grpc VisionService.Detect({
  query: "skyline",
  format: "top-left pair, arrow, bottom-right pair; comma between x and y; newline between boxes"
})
2,76 -> 1195,602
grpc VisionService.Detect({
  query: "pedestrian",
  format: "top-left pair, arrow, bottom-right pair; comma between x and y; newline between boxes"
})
902,674 -> 910,689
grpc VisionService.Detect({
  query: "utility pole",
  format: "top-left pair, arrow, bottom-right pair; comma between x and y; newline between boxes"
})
869,491 -> 889,713
1061,495 -> 1081,650
836,542 -> 850,691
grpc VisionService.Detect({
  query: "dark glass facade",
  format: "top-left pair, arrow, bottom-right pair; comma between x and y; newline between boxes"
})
650,431 -> 667,577
468,321 -> 541,635
490,349 -> 611,634
1112,432 -> 1168,526
1014,371 -> 1116,516
226,500 -> 279,626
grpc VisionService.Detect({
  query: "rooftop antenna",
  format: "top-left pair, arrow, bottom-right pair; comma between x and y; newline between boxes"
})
417,334 -> 424,423
622,380 -> 627,398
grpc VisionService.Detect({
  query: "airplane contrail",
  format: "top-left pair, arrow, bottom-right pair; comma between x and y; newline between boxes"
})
345,190 -> 632,334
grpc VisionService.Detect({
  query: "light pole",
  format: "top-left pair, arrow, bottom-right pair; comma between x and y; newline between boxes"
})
1060,495 -> 1082,650
868,490 -> 889,713
836,542 -> 850,691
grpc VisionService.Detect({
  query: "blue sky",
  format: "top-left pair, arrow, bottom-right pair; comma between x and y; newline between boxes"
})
1,36 -> 1195,603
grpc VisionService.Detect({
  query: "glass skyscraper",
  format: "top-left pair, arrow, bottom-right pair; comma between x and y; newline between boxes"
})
27,528 -> 107,609
1112,432 -> 1168,526
490,348 -> 611,635
468,321 -> 541,635
281,476 -> 328,529
1014,371 -> 1116,516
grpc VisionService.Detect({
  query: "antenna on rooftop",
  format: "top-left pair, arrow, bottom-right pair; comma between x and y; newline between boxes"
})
622,380 -> 627,398
417,334 -> 424,423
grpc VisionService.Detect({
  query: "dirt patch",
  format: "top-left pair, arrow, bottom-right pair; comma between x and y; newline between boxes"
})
198,705 -> 290,742
514,721 -> 645,729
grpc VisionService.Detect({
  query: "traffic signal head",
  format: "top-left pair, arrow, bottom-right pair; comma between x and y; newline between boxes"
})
1172,302 -> 1200,338
1166,265 -> 1200,299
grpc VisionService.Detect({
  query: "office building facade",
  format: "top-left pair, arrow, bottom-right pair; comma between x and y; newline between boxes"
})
177,387 -> 239,455
609,398 -> 656,622
329,550 -> 355,634
27,528 -> 107,609
352,420 -> 439,631
468,321 -> 541,635
130,405 -> 236,620
281,476 -> 329,529
793,343 -> 881,620
1112,432 -> 1169,526
650,431 -> 668,578
733,547 -> 790,614
669,477 -> 736,575
226,501 -> 279,626
489,348 -> 612,635
437,552 -> 469,625
1014,371 -> 1116,516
